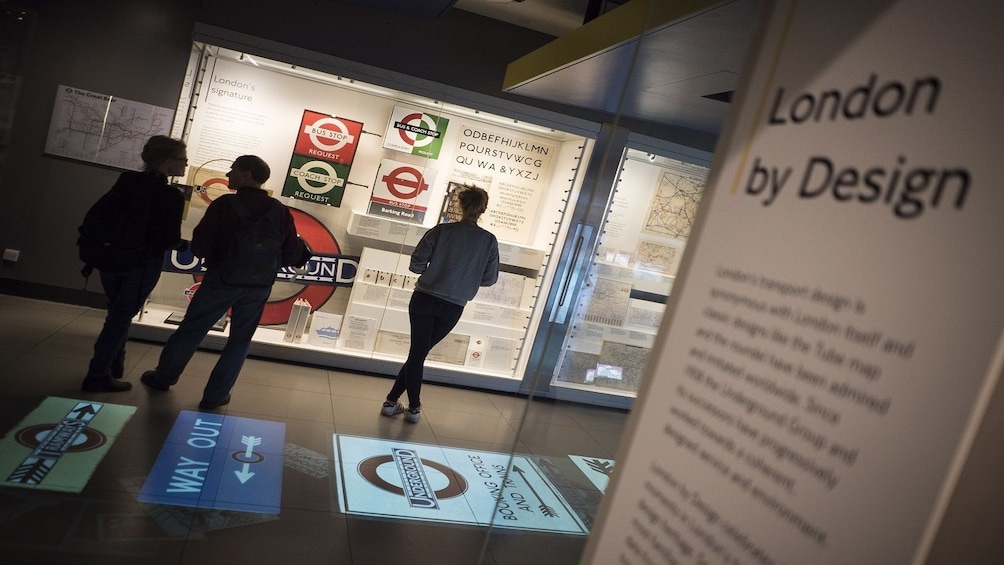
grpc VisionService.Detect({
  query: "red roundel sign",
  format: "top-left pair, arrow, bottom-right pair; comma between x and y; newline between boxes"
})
396,112 -> 439,149
258,208 -> 340,326
382,166 -> 429,200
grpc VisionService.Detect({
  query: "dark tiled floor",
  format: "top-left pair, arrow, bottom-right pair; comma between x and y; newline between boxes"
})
0,295 -> 628,564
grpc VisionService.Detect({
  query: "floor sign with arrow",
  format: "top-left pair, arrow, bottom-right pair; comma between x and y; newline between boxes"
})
139,410 -> 285,514
0,397 -> 136,493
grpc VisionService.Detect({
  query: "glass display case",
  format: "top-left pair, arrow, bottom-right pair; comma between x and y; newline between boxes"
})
131,43 -> 593,392
547,148 -> 709,399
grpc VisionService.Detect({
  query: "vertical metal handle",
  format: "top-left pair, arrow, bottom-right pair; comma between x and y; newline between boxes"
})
551,223 -> 593,325
558,234 -> 584,308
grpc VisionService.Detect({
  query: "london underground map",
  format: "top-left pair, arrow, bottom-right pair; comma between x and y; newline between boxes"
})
644,170 -> 705,239
44,85 -> 173,170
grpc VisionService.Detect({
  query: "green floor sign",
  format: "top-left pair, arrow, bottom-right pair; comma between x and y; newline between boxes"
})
0,397 -> 136,492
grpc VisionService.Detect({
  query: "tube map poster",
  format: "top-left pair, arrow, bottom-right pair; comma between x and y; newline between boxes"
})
44,85 -> 173,170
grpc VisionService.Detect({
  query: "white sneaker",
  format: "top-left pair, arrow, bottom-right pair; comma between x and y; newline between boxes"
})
381,401 -> 405,417
405,406 -> 421,423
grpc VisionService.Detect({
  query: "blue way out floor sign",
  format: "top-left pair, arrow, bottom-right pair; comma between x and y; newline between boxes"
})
139,410 -> 285,514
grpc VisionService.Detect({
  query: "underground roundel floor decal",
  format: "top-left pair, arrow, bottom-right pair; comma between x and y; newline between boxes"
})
0,397 -> 136,493
332,434 -> 591,534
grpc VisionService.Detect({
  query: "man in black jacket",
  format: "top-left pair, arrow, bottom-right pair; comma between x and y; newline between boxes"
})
141,155 -> 309,409
81,136 -> 186,393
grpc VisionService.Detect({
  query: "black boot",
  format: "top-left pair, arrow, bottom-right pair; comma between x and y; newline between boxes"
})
81,377 -> 133,392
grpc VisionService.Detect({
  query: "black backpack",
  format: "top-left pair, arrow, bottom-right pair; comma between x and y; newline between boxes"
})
217,197 -> 283,287
77,183 -> 153,275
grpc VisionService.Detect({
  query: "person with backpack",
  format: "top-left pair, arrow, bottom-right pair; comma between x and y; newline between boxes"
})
140,155 -> 309,409
380,185 -> 499,423
80,135 -> 187,393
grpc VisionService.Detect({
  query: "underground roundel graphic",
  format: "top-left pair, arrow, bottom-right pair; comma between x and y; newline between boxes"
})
1,398 -> 136,493
161,203 -> 358,326
359,452 -> 469,505
196,175 -> 231,206
293,110 -> 363,164
283,155 -> 352,208
217,207 -> 346,326
258,207 -> 347,326
367,158 -> 437,224
284,110 -> 364,208
383,105 -> 449,160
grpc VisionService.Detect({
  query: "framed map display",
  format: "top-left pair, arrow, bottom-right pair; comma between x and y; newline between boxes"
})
643,169 -> 705,239
634,238 -> 683,274
44,85 -> 173,170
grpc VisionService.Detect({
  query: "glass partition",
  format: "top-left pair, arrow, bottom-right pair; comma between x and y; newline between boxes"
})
482,1 -> 733,562
132,10 -> 721,565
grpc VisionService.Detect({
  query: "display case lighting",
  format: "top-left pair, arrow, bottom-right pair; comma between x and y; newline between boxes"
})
436,99 -> 556,137
242,53 -> 259,67
218,46 -> 560,138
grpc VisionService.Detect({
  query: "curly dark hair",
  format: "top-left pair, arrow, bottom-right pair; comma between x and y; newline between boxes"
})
457,185 -> 488,220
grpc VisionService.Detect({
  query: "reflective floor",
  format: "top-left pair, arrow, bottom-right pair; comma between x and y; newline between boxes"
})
0,294 -> 627,564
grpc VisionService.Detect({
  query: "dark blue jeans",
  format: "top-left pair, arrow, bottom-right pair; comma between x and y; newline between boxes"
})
87,257 -> 163,379
387,291 -> 464,408
153,270 -> 272,402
